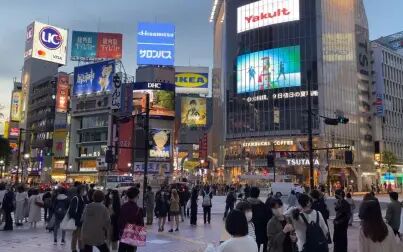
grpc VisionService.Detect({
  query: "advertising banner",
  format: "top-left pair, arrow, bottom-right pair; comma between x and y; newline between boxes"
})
121,82 -> 134,114
323,33 -> 354,62
116,120 -> 133,172
181,97 -> 207,126
56,73 -> 69,112
52,131 -> 67,158
9,128 -> 19,137
71,31 -> 123,60
111,73 -> 122,110
149,129 -> 171,160
73,60 -> 115,96
137,23 -> 175,66
27,21 -> 68,65
71,31 -> 98,60
133,162 -> 170,174
175,69 -> 209,94
133,82 -> 175,119
97,32 -> 123,59
11,90 -> 23,121
237,0 -> 300,33
237,45 -> 301,94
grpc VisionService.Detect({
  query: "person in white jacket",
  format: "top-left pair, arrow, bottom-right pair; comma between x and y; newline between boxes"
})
359,199 -> 401,252
286,193 -> 329,252
15,185 -> 28,226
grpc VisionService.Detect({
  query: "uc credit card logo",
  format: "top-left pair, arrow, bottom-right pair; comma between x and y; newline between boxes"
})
175,73 -> 208,88
39,27 -> 63,50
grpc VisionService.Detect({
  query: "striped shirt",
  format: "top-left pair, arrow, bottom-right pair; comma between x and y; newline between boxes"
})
248,221 -> 256,241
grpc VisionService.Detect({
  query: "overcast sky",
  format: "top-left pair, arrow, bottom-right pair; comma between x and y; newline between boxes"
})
0,0 -> 402,117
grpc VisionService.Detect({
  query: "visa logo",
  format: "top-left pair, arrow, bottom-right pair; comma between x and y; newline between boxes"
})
175,73 -> 208,88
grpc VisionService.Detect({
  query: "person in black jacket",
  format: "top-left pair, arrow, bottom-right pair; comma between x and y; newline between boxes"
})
223,187 -> 236,219
333,189 -> 351,252
247,186 -> 271,252
179,187 -> 190,222
190,187 -> 199,226
2,185 -> 15,231
69,185 -> 88,252
52,187 -> 69,245
310,190 -> 330,226
155,189 -> 169,232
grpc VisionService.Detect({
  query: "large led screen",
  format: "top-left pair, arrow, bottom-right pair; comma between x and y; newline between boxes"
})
237,45 -> 301,94
181,97 -> 207,127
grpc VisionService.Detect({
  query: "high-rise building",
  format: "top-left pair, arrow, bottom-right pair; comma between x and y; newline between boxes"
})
210,0 -> 374,190
371,39 -> 403,187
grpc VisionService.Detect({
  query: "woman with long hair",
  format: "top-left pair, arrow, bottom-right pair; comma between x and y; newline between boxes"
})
169,189 -> 180,232
105,190 -> 120,250
155,189 -> 169,232
15,185 -> 28,226
359,200 -> 400,252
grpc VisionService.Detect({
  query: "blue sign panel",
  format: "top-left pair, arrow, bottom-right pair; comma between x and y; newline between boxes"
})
71,31 -> 98,60
73,60 -> 115,96
137,23 -> 175,66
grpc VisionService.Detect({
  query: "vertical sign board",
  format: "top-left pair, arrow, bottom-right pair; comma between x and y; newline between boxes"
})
116,120 -> 134,172
11,90 -> 23,121
137,23 -> 175,66
55,73 -> 70,112
111,73 -> 122,110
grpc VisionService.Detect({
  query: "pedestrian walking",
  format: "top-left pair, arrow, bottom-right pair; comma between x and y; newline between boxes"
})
28,188 -> 42,228
216,209 -> 258,252
287,190 -> 298,209
105,190 -> 120,250
69,185 -> 88,252
52,187 -> 69,245
15,185 -> 28,226
310,189 -> 330,227
144,186 -> 154,225
244,184 -> 251,199
169,188 -> 180,232
201,185 -> 213,224
247,187 -> 271,252
179,187 -> 190,222
333,189 -> 351,252
87,184 -> 95,203
345,193 -> 355,226
190,187 -> 198,226
155,189 -> 169,232
42,188 -> 52,222
118,187 -> 144,252
81,190 -> 110,252
235,200 -> 256,241
289,193 -> 329,252
385,192 -> 401,237
2,184 -> 15,231
0,183 -> 6,226
359,199 -> 401,252
223,187 -> 236,219
267,198 -> 297,252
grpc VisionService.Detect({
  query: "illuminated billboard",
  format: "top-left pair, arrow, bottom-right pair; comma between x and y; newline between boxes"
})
323,33 -> 354,62
149,129 -> 171,160
237,45 -> 301,94
137,23 -> 175,66
24,21 -> 68,65
56,73 -> 69,112
175,66 -> 209,94
237,0 -> 300,33
11,91 -> 23,121
73,60 -> 115,96
181,97 -> 207,127
133,82 -> 175,119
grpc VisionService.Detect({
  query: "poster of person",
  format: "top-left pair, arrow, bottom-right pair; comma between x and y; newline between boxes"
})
149,129 -> 171,160
181,97 -> 207,126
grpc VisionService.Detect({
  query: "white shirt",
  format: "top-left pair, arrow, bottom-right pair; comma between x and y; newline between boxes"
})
217,236 -> 258,252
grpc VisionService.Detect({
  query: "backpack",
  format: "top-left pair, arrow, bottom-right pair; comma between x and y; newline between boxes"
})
202,191 -> 212,207
54,199 -> 68,220
300,211 -> 329,252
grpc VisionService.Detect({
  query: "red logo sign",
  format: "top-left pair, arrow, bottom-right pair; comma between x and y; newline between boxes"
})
96,33 -> 123,59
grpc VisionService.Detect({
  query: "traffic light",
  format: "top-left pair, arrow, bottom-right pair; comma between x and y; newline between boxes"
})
345,150 -> 353,164
338,116 -> 349,124
105,149 -> 114,164
267,154 -> 275,168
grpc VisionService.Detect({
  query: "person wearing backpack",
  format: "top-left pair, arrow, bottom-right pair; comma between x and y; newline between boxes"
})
52,187 -> 69,245
289,193 -> 328,252
223,187 -> 236,219
201,185 -> 213,224
333,189 -> 351,252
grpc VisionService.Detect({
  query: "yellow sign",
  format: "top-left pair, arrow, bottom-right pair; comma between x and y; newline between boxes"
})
3,121 -> 9,139
11,91 -> 23,121
181,97 -> 207,126
175,73 -> 208,88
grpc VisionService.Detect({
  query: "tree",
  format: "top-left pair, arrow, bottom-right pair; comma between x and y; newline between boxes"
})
380,151 -> 397,174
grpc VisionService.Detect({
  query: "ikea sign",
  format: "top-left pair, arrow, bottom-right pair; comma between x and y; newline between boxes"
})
175,67 -> 209,94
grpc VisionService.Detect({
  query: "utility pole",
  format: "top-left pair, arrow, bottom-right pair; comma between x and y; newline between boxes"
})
15,128 -> 23,184
307,72 -> 315,189
143,93 -> 150,210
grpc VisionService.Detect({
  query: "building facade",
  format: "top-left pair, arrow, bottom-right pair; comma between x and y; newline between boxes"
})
211,0 -> 374,190
371,40 -> 403,187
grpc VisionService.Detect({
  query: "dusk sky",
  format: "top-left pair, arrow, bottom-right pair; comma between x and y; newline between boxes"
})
0,0 -> 402,117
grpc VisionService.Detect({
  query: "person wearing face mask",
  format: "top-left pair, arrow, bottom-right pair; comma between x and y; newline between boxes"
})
235,201 -> 256,241
267,199 -> 297,252
288,193 -> 329,252
333,189 -> 351,252
69,185 -> 89,252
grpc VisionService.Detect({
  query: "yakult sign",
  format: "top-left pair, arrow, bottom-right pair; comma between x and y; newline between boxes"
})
237,0 -> 300,33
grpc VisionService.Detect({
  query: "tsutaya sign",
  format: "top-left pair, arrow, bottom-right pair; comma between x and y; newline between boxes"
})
287,159 -> 320,166
246,91 -> 318,103
237,0 -> 300,33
